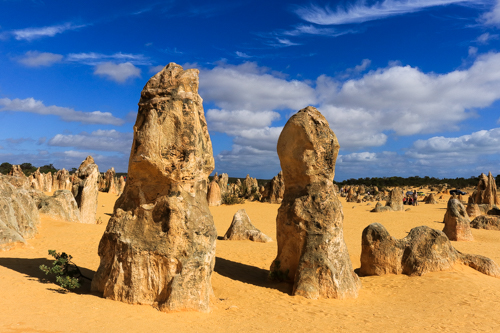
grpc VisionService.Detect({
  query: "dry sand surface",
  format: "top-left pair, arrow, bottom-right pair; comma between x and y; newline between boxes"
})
1,191 -> 500,332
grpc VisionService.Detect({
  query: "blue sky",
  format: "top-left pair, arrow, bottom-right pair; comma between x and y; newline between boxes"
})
1,0 -> 500,180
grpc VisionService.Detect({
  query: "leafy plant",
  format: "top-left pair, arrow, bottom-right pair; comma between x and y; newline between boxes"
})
39,250 -> 90,290
268,260 -> 289,282
221,193 -> 244,205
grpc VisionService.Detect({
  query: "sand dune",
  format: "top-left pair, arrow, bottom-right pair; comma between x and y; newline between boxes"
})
1,192 -> 500,332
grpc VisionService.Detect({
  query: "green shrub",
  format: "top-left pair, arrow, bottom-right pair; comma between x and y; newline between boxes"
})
221,193 -> 244,205
39,250 -> 90,290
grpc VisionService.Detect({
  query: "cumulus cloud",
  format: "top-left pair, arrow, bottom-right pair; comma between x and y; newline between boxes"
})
214,144 -> 281,178
17,51 -> 63,67
476,32 -> 499,44
94,62 -> 141,83
48,130 -> 133,154
11,22 -> 86,41
199,62 -> 316,111
294,0 -> 470,25
149,65 -> 165,73
0,97 -> 124,125
206,109 -> 280,135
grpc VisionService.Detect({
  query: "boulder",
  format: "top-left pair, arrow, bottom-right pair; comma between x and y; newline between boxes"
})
0,175 -> 40,250
223,209 -> 271,242
386,188 -> 404,211
442,198 -> 473,241
360,223 -> 499,277
371,201 -> 393,213
91,63 -> 217,313
72,156 -> 99,224
470,215 -> 500,230
270,106 -> 361,300
30,190 -> 80,223
207,179 -> 221,206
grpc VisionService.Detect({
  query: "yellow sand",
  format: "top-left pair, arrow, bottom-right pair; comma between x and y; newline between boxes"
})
1,192 -> 500,333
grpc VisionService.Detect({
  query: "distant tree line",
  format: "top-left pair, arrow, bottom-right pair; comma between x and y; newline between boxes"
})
0,162 -> 58,176
333,175 -> 500,189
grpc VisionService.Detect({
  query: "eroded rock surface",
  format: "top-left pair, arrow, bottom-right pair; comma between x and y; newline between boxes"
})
360,223 -> 499,277
469,172 -> 499,208
424,193 -> 438,204
442,198 -> 473,241
207,179 -> 221,206
223,209 -> 271,242
0,175 -> 40,250
261,171 -> 285,204
30,190 -> 81,223
471,215 -> 500,230
91,63 -> 217,313
72,156 -> 99,224
270,106 -> 361,300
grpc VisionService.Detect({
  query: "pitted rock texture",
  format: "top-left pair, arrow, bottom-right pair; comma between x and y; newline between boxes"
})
471,215 -> 500,230
30,190 -> 81,223
217,173 -> 229,195
91,63 -> 217,313
442,198 -> 473,241
72,156 -> 99,224
270,106 -> 361,300
52,168 -> 72,191
223,209 -> 271,242
360,223 -> 500,278
0,175 -> 40,250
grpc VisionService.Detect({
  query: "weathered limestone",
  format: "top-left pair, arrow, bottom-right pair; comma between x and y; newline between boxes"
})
44,172 -> 52,192
243,174 -> 258,198
8,165 -> 25,178
371,188 -> 404,212
30,190 -> 80,223
217,173 -> 229,195
270,106 -> 361,300
207,179 -> 221,206
102,168 -> 118,194
469,172 -> 499,208
424,193 -> 438,204
91,63 -> 217,313
117,176 -> 125,195
223,209 -> 271,242
360,223 -> 500,277
72,156 -> 99,224
0,175 -> 40,250
471,215 -> 500,230
442,198 -> 473,241
261,171 -> 285,204
52,169 -> 71,191
6,166 -> 29,189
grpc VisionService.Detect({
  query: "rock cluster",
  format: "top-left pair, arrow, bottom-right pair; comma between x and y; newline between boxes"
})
442,198 -> 473,241
52,169 -> 72,191
92,63 -> 217,313
30,190 -> 80,223
223,209 -> 271,242
99,168 -> 119,195
371,188 -> 404,212
424,193 -> 438,204
360,223 -> 500,277
469,172 -> 499,208
0,175 -> 40,250
270,106 -> 361,300
261,171 -> 284,204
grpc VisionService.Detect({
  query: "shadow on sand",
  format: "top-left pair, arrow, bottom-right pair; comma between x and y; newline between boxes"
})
214,257 -> 292,295
0,257 -> 96,295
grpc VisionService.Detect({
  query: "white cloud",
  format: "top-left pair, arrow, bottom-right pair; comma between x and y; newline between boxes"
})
235,51 -> 252,58
214,144 -> 280,178
67,52 -> 150,66
0,97 -> 124,125
476,32 -> 499,44
48,130 -> 133,153
149,65 -> 165,73
17,51 -> 63,67
94,62 -> 141,83
206,109 -> 280,135
199,62 -> 316,111
11,23 -> 86,41
294,0 -> 470,25
482,0 -> 500,27
468,46 -> 478,57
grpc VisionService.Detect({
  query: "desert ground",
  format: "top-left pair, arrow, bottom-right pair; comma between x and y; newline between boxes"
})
1,191 -> 500,333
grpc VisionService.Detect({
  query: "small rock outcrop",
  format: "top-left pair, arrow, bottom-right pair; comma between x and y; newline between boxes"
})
117,176 -> 125,195
207,179 -> 221,206
72,156 -> 99,224
424,193 -> 438,204
91,63 -> 217,313
223,209 -> 271,242
217,173 -> 229,195
360,223 -> 500,277
371,188 -> 404,212
30,190 -> 81,223
261,171 -> 285,204
271,106 -> 361,300
470,215 -> 500,230
442,198 -> 473,241
52,169 -> 71,191
0,175 -> 40,250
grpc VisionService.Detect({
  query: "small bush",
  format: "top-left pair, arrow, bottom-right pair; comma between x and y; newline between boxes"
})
222,193 -> 244,205
39,250 -> 90,290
